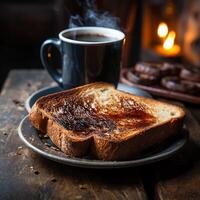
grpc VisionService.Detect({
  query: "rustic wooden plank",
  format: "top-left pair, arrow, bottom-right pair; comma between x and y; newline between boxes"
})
1,69 -> 56,99
154,103 -> 200,200
0,70 -> 147,200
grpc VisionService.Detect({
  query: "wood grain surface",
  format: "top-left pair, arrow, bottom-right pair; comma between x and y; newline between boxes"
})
0,70 -> 147,200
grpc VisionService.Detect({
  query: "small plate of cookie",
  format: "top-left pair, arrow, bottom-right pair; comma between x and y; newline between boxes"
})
121,62 -> 200,104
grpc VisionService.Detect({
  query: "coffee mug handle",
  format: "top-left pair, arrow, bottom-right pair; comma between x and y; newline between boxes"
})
40,38 -> 63,87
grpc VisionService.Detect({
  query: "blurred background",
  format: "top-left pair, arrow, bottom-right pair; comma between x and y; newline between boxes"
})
0,0 -> 199,89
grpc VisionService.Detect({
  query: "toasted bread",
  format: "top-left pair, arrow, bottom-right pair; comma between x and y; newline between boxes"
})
29,82 -> 185,160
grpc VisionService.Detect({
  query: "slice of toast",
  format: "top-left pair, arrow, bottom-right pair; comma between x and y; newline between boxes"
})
29,82 -> 185,160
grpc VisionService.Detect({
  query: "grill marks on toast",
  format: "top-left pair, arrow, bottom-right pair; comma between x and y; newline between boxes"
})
39,87 -> 156,137
54,98 -> 117,134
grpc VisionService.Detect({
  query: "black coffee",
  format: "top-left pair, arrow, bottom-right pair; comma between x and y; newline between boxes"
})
68,34 -> 116,42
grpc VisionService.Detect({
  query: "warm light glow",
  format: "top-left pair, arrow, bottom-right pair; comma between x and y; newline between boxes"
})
47,53 -> 51,58
155,24 -> 181,57
157,22 -> 168,38
163,31 -> 176,50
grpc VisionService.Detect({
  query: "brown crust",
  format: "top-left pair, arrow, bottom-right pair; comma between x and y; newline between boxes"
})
29,82 -> 185,161
161,76 -> 200,94
180,68 -> 200,82
135,62 -> 161,77
127,69 -> 159,85
161,63 -> 181,76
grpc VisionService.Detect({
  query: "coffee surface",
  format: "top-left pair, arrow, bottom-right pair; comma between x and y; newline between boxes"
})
68,33 -> 116,42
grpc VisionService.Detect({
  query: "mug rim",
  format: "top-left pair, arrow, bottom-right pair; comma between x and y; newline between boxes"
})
59,26 -> 125,45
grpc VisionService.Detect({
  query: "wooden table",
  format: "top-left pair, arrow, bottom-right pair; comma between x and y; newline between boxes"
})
0,70 -> 200,200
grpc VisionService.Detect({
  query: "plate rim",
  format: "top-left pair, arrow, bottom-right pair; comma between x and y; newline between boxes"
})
18,115 -> 188,169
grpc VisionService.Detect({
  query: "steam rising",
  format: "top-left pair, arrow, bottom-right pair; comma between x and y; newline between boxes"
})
69,0 -> 121,30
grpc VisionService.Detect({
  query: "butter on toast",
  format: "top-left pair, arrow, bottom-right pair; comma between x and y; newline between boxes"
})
29,82 -> 185,160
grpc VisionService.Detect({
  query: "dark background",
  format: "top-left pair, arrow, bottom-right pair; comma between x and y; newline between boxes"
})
0,0 -> 146,90
0,0 -> 68,88
0,0 -> 186,90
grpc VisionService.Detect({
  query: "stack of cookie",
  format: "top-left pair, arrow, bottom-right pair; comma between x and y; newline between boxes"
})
127,62 -> 200,95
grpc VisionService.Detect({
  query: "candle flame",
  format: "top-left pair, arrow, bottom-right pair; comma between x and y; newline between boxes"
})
163,31 -> 176,50
156,23 -> 181,56
157,22 -> 168,38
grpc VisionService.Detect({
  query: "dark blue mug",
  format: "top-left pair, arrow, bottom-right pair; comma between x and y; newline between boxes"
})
40,27 -> 125,88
